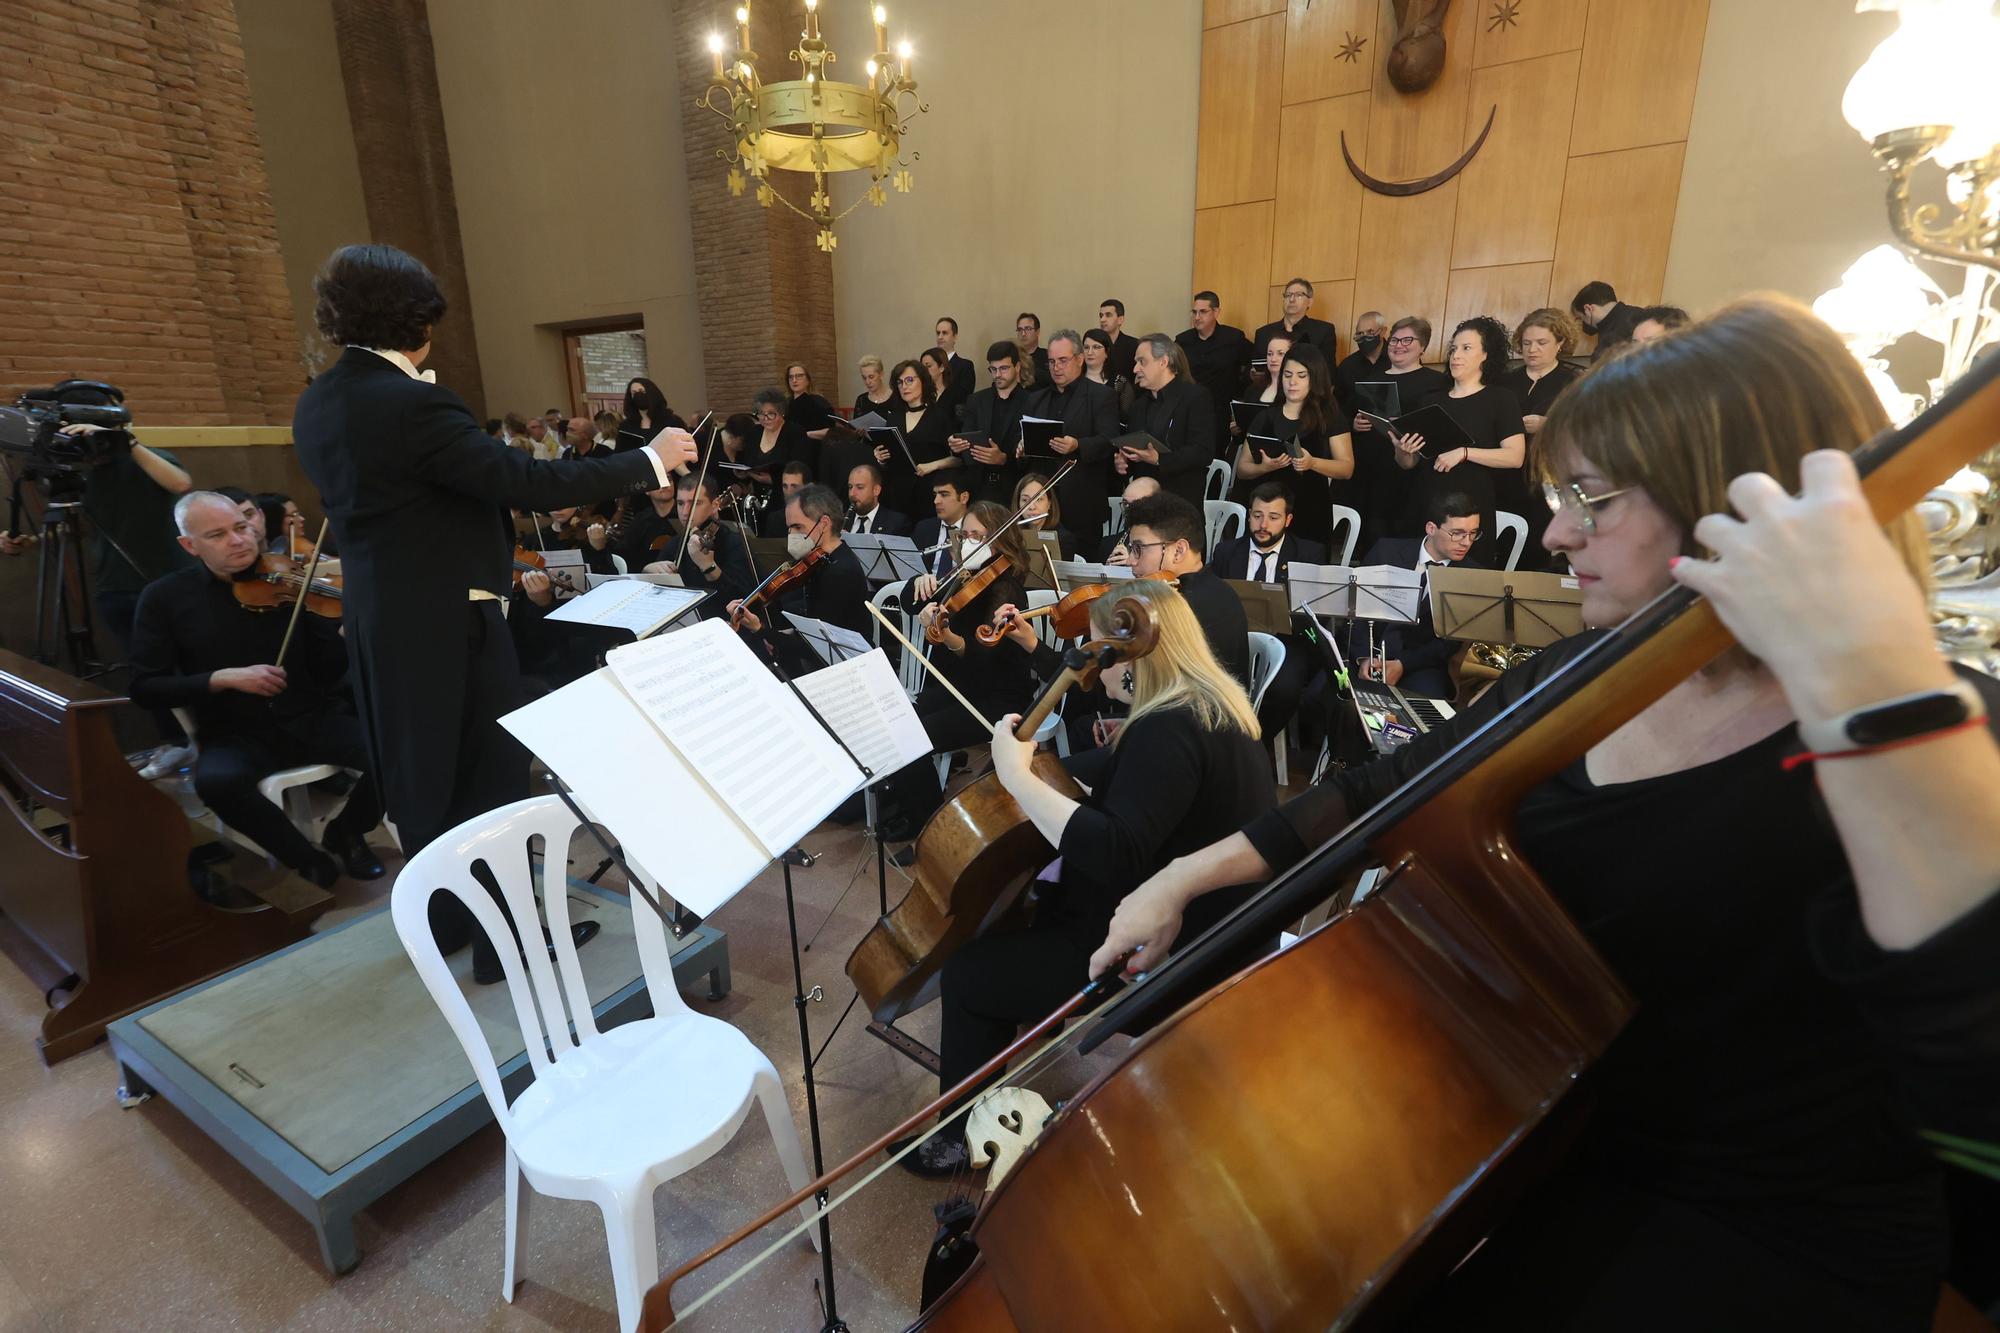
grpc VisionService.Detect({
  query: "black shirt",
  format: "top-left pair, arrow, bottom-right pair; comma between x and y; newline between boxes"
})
1253,315 -> 1339,358
960,385 -> 1037,504
787,392 -> 837,435
1244,639 -> 2000,1329
1348,364 -> 1451,552
86,448 -> 196,596
1246,405 -> 1341,549
1031,376 -> 1122,540
749,420 -> 815,484
1333,346 -> 1391,411
1590,302 -> 1647,361
128,562 -> 351,736
1404,384 -> 1526,567
1128,378 -> 1218,507
1107,331 -> 1140,384
925,570 -> 1038,715
1173,566 -> 1249,686
1500,362 -> 1580,419
851,390 -> 898,424
1176,324 -> 1253,438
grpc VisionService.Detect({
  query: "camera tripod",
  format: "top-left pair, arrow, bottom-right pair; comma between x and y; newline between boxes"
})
23,493 -> 103,675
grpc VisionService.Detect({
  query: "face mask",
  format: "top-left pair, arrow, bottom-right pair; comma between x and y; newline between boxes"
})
960,539 -> 992,570
1355,333 -> 1381,354
786,533 -> 814,560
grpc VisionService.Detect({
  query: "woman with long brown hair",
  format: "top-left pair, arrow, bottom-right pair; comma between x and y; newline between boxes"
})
1237,342 -> 1355,549
1095,295 -> 2000,1330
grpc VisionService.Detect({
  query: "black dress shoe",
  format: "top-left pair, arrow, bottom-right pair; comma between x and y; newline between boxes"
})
889,843 -> 918,869
891,1132 -> 973,1179
324,831 -> 384,881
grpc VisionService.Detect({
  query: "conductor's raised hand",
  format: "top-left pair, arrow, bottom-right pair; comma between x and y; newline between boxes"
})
647,426 -> 700,474
213,664 -> 288,697
1670,449 -> 1952,721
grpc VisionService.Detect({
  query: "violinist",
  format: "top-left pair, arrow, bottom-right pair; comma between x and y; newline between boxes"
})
874,503 -> 1041,845
726,482 -> 868,672
652,471 -> 754,608
128,493 -> 384,889
899,580 -> 1274,1177
1092,298 -> 2000,1331
585,478 -> 676,573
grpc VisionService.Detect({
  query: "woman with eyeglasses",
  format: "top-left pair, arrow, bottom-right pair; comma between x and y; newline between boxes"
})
1236,344 -> 1354,549
784,362 -> 837,443
1391,316 -> 1527,569
1092,295 -> 2000,1332
1350,316 -> 1451,553
1503,308 -> 1585,569
882,356 -> 958,517
746,385 -> 814,487
897,579 -> 1278,1177
1011,471 -> 1078,572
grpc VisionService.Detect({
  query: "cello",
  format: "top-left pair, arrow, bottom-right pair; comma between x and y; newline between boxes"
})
639,319 -> 2000,1330
845,586 -> 1161,1023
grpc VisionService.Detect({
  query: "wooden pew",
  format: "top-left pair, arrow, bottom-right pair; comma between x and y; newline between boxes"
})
0,649 -> 316,1063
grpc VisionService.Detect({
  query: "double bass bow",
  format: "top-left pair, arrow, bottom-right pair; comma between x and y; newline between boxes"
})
641,328 -> 2000,1331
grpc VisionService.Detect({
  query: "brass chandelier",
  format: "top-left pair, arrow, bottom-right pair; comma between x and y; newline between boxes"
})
697,0 -> 926,252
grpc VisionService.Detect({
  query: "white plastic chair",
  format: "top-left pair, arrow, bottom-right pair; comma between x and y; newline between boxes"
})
390,795 -> 817,1333
1103,496 -> 1125,540
1245,631 -> 1289,784
609,552 -> 629,575
1494,510 -> 1527,571
1205,457 -> 1233,502
1327,504 -> 1362,568
870,582 -> 924,696
1204,500 -> 1246,556
171,706 -> 357,861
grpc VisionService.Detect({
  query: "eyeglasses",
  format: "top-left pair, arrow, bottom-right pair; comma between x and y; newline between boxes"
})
1542,480 -> 1634,534
1386,336 -> 1420,347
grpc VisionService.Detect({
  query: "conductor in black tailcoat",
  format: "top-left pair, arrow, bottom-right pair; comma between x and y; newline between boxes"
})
293,245 -> 697,975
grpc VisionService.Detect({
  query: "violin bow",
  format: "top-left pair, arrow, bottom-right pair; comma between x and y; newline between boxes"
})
274,516 -> 330,670
933,457 -> 1077,605
864,599 -> 994,733
673,410 -> 718,570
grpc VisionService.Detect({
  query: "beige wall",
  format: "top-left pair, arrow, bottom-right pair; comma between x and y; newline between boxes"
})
1664,0 -> 1898,315
203,0 -> 372,391
816,0 -> 1203,405
425,0 -> 708,419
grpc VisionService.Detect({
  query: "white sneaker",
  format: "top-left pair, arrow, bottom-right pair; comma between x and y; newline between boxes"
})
139,744 -> 196,780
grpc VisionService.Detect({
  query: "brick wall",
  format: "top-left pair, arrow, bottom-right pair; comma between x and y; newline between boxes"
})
328,0 -> 487,418
674,0 -> 837,413
0,0 -> 303,424
579,330 -> 649,395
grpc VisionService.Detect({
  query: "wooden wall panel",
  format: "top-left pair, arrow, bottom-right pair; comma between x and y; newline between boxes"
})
1193,201 -> 1276,337
1360,0 -> 1477,180
1206,0 -> 1283,28
1197,14 -> 1288,209
1270,93 -> 1370,283
1267,279 -> 1355,348
1354,182 -> 1460,361
1570,0 -> 1710,155
1451,50 -> 1580,269
1442,262 -> 1554,344
1282,0 -> 1379,105
1550,143 -> 1686,313
1472,0 -> 1588,68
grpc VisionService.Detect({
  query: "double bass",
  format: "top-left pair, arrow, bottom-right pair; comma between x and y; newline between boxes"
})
640,335 -> 2000,1331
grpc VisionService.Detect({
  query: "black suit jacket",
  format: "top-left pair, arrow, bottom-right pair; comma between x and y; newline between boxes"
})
292,347 -> 661,838
1208,533 -> 1329,583
1360,536 -> 1488,676
1127,377 -> 1218,506
911,515 -> 960,578
846,506 -> 911,537
1031,376 -> 1121,539
1253,316 -> 1339,358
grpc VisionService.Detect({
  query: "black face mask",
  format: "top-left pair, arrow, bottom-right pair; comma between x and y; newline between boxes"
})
1355,333 -> 1382,355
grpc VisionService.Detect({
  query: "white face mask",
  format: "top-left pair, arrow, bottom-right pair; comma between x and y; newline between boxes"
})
960,538 -> 991,570
786,533 -> 814,560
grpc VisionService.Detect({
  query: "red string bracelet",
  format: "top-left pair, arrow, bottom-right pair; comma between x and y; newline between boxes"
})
1780,715 -> 1989,773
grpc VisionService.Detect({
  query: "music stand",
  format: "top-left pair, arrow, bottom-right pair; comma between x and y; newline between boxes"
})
1224,579 -> 1293,636
1427,567 -> 1585,648
747,534 -> 792,569
1052,559 -> 1134,583
1286,561 -> 1421,626
845,532 -> 928,584
783,612 -> 875,664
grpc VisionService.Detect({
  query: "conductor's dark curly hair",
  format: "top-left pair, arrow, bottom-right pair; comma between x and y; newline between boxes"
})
1452,315 -> 1512,386
312,244 -> 447,351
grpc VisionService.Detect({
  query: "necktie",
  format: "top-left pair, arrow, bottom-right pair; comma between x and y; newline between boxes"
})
1251,550 -> 1269,583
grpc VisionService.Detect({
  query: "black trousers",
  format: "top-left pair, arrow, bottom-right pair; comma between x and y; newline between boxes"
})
407,601 -> 533,972
937,918 -> 1094,1120
193,712 -> 382,873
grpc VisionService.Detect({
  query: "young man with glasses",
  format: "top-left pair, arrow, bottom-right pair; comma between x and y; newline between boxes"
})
1124,492 -> 1249,686
953,341 -> 1036,503
1254,277 -> 1339,359
1355,491 -> 1485,698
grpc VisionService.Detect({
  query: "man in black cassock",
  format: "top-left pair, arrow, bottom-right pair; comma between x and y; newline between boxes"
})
293,244 -> 696,978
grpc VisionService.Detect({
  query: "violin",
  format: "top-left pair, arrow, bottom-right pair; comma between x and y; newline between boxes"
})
232,552 -> 342,619
845,585 -> 1163,1024
728,539 -> 830,629
975,581 -> 1111,646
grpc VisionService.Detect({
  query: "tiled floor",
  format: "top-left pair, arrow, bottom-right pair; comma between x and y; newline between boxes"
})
0,805 -> 1077,1332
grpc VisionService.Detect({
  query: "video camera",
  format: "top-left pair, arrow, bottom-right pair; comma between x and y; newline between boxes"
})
0,380 -> 134,503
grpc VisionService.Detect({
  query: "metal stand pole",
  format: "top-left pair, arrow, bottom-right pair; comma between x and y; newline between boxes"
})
780,857 -> 848,1332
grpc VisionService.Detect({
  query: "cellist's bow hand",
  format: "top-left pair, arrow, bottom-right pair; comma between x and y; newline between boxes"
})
1091,873 -> 1188,981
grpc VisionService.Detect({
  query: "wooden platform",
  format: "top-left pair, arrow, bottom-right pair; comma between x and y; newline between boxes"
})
106,886 -> 729,1274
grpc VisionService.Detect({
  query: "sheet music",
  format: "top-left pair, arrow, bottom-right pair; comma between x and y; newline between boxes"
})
540,548 -> 589,601
783,611 -> 875,664
845,532 -> 929,582
850,410 -> 888,432
790,649 -> 931,787
586,571 -> 686,589
1287,561 -> 1421,622
605,621 -> 861,859
1052,559 -> 1135,583
546,579 -> 707,636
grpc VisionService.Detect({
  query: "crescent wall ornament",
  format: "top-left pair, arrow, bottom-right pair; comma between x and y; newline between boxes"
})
1340,103 -> 1498,196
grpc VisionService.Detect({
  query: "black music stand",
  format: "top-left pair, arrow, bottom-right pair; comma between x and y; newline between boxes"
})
1427,567 -> 1585,649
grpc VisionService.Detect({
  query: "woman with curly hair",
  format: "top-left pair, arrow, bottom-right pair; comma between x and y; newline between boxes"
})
1391,314 -> 1526,567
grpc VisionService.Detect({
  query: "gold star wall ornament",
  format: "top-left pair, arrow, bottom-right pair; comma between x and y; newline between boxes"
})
1337,31 -> 1367,63
1487,0 -> 1521,32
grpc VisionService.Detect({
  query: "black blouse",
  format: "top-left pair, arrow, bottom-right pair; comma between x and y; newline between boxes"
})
925,571 -> 1037,715
787,392 -> 836,434
1246,405 -> 1340,548
851,390 -> 898,423
1242,635 -> 2000,1329
1500,362 -> 1580,421
1405,383 -> 1525,566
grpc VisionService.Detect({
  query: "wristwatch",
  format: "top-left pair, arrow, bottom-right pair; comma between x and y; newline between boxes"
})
1794,678 -> 1987,754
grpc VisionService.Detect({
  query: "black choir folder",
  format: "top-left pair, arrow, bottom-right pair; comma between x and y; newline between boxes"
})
1248,432 -> 1304,461
1356,401 -> 1473,457
865,424 -> 921,470
1113,430 -> 1171,457
1019,416 -> 1065,461
1230,399 -> 1268,434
